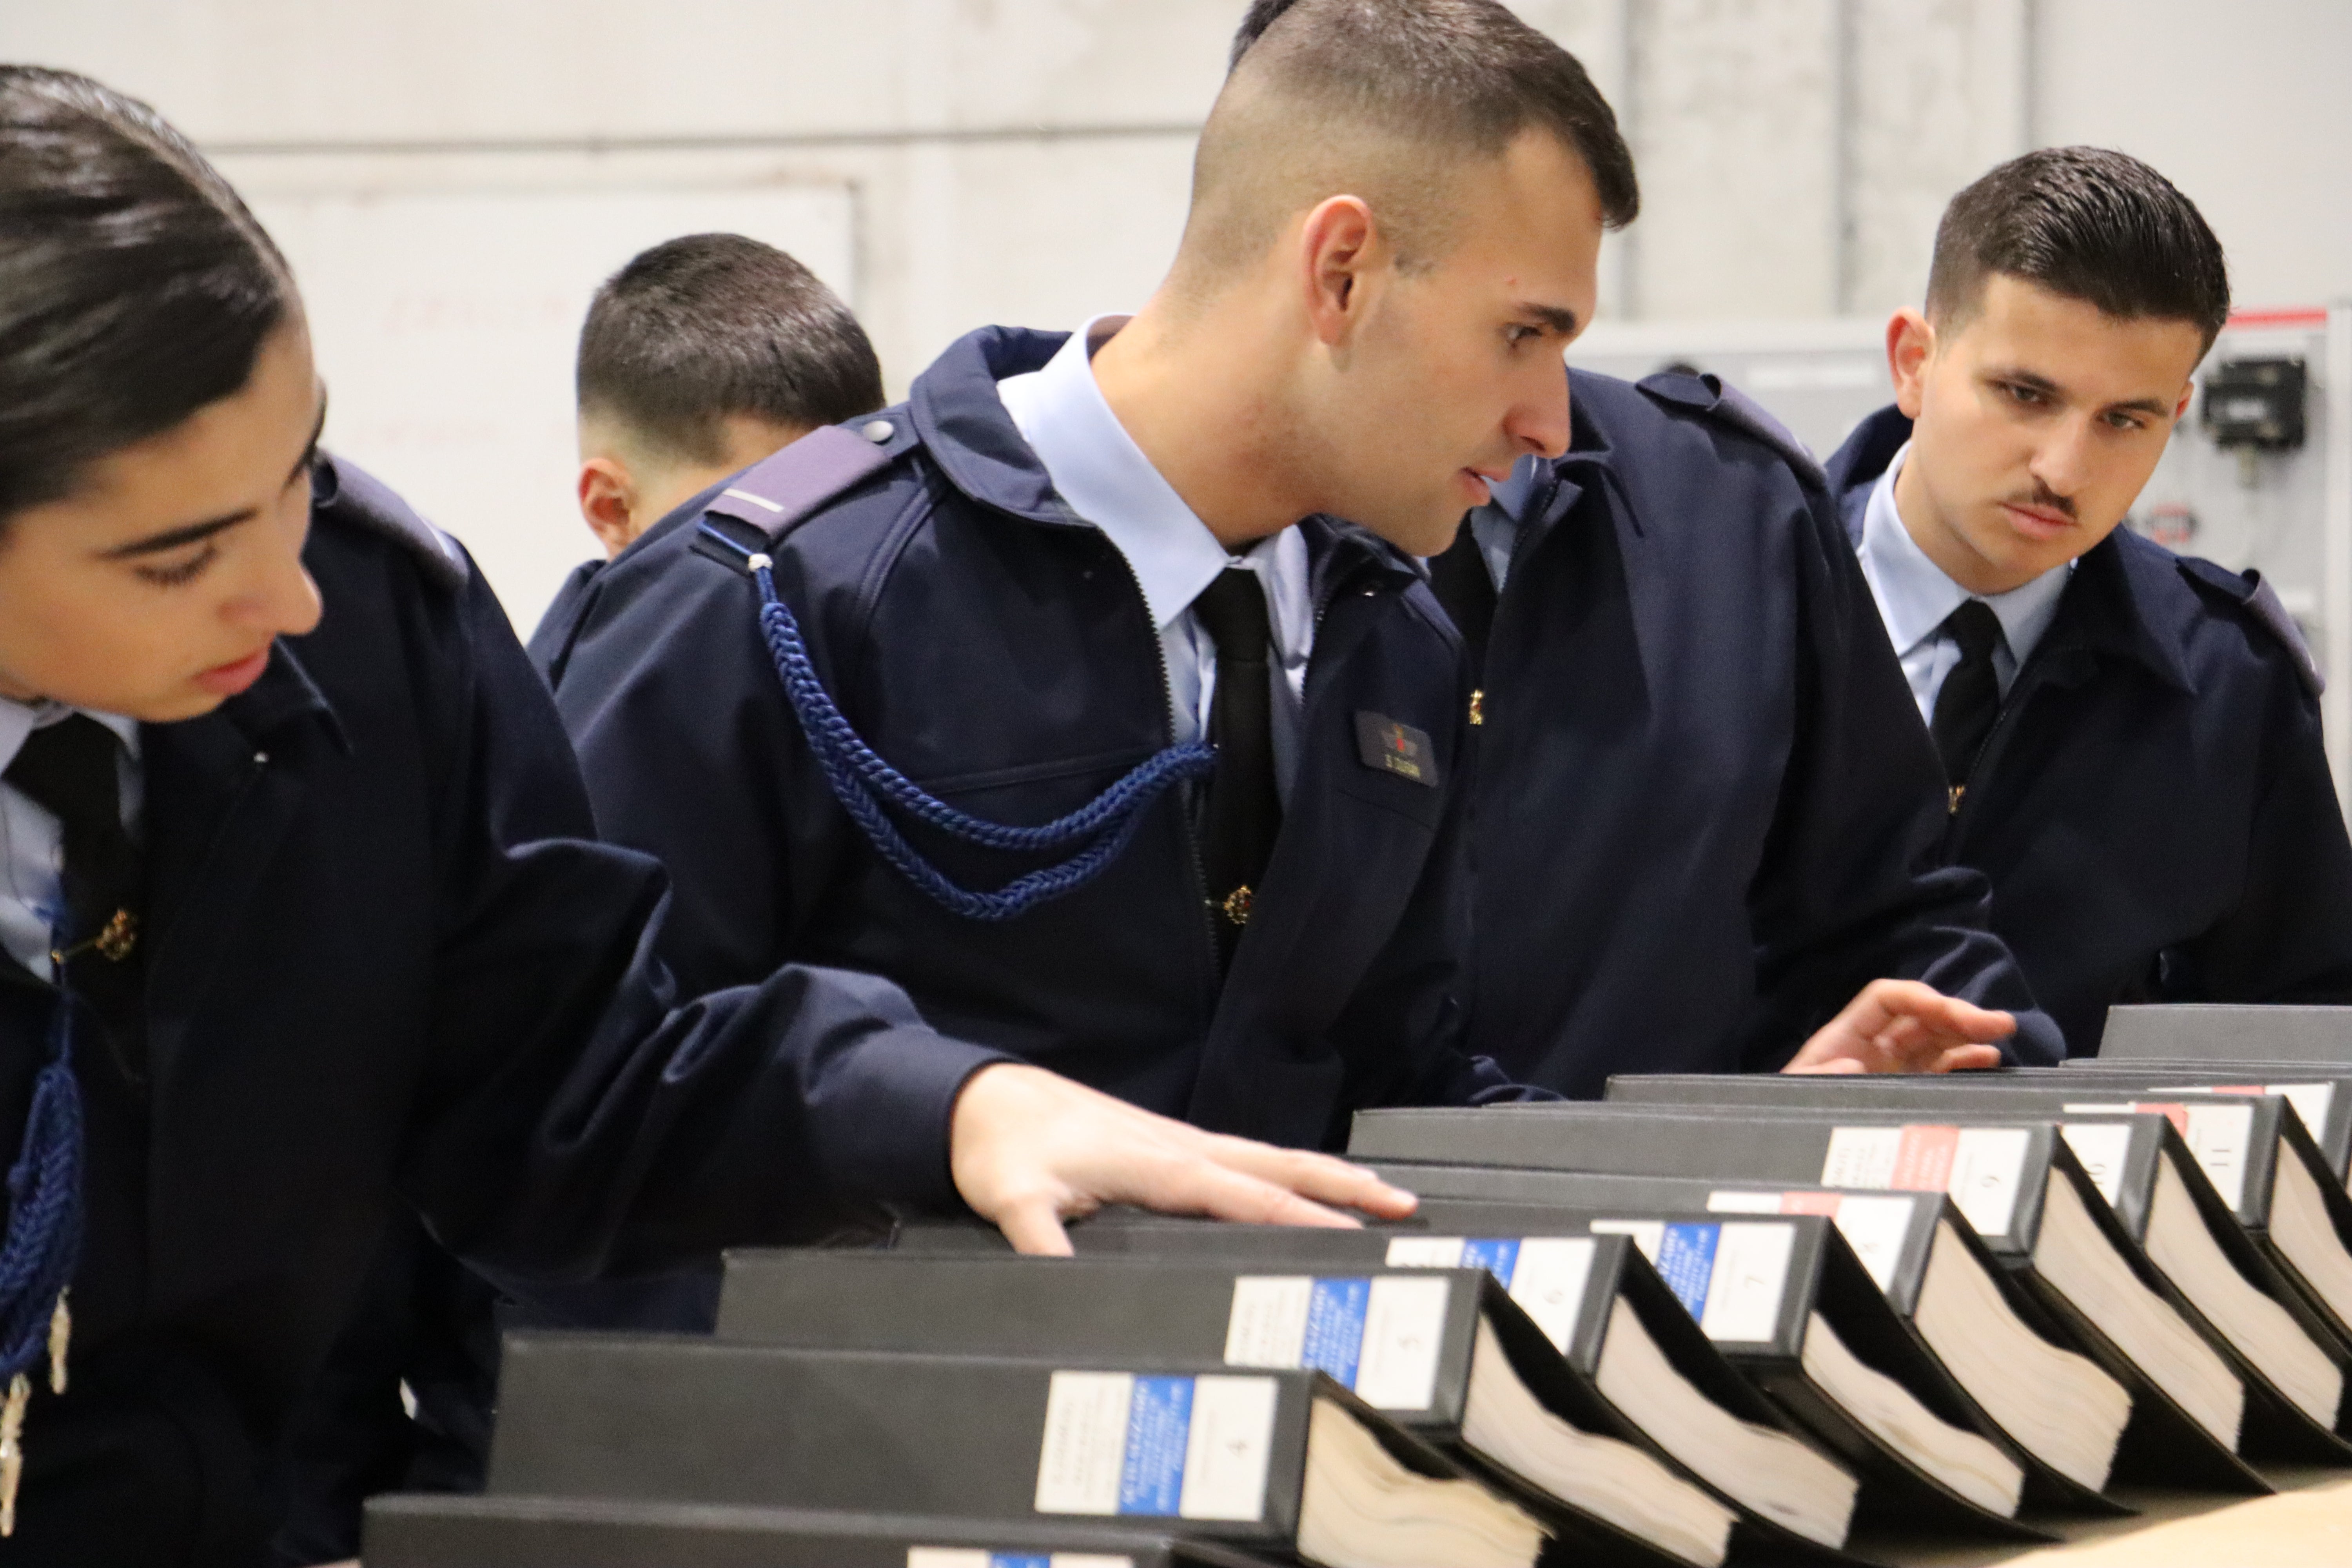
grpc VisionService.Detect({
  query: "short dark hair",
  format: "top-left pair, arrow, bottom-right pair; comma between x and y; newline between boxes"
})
0,67 -> 294,521
576,234 -> 884,465
1926,147 -> 2230,351
1220,0 -> 1637,233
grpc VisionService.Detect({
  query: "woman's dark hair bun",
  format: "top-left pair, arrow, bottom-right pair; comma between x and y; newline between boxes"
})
0,67 -> 294,519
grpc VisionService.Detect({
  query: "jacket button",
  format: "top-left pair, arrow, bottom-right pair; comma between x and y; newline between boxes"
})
861,419 -> 895,444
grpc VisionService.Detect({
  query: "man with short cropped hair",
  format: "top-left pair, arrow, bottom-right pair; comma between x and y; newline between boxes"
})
546,0 -> 1986,1164
1227,0 -> 2051,1094
1828,147 -> 2352,1054
531,232 -> 883,667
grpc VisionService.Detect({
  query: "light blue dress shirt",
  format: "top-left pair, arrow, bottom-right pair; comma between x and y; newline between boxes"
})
1856,443 -> 2073,725
0,698 -> 142,982
1461,454 -> 1548,591
996,315 -> 1314,799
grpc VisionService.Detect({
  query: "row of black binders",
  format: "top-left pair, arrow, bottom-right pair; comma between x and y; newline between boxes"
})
365,1004 -> 2352,1568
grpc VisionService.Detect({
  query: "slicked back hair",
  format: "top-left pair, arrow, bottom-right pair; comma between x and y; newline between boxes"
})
576,234 -> 884,466
0,67 -> 294,522
1186,0 -> 1637,284
1926,147 -> 2230,352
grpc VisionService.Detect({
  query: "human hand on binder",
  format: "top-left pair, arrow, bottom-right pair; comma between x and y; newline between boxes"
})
947,1063 -> 1419,1254
1779,978 -> 2011,1075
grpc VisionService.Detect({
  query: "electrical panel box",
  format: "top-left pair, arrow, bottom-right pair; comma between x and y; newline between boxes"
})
1568,305 -> 2352,824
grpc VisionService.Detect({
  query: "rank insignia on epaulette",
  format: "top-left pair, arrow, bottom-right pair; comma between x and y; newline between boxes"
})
1354,711 -> 1439,787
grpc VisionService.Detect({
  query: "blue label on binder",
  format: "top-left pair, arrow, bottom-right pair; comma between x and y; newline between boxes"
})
1300,1278 -> 1371,1388
1459,1238 -> 1522,1287
991,1558 -> 1053,1568
1118,1376 -> 1194,1515
1653,1223 -> 1721,1319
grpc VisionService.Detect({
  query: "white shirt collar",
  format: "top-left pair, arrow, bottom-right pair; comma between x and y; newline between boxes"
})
996,314 -> 1251,634
0,698 -> 140,775
1857,442 -> 2071,664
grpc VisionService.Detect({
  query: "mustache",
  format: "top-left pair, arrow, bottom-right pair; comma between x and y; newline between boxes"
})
2000,481 -> 2077,521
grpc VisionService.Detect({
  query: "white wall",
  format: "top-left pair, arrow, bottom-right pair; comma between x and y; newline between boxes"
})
6,0 -> 2348,624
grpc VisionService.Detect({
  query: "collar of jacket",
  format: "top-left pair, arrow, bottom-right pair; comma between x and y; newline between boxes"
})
1504,391 -> 1631,561
905,325 -> 1423,598
1830,402 -> 2194,699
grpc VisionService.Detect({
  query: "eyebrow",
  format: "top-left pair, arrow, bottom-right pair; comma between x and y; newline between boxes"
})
1984,364 -> 2173,418
1519,302 -> 1582,336
102,393 -> 328,561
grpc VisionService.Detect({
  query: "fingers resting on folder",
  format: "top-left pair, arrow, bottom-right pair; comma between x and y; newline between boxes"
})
948,1063 -> 1419,1255
1780,978 -> 2011,1076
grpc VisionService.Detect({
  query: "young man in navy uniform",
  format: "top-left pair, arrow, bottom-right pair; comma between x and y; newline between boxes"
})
1827,147 -> 2352,1055
541,0 -> 1993,1153
1214,1 -> 2051,1096
532,232 -> 886,662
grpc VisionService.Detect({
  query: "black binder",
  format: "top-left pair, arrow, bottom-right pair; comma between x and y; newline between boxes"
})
2041,1063 -> 2352,1179
1348,1104 -> 2267,1492
889,1214 -> 2045,1543
2098,1004 -> 2352,1064
487,1334 -> 1503,1559
362,1495 -> 1283,1568
715,1247 -> 1837,1566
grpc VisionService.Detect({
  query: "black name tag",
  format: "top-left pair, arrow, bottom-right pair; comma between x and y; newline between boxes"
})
1354,711 -> 1439,788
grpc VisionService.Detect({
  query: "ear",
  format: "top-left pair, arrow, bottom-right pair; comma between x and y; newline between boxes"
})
1298,194 -> 1379,348
1887,308 -> 1935,420
577,457 -> 640,559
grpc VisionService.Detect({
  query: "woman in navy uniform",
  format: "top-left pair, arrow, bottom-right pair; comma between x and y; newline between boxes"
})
0,68 -> 1406,1565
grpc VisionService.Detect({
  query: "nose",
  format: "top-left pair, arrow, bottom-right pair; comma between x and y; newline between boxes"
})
226,519 -> 323,642
2029,411 -> 2098,503
1505,356 -> 1572,462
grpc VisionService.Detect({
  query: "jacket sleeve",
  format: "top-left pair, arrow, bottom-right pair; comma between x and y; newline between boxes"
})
2167,654 -> 2352,1006
1738,486 -> 2065,1068
399,563 -> 1007,1279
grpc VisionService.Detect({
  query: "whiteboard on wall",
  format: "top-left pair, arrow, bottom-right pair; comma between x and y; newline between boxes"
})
245,184 -> 858,635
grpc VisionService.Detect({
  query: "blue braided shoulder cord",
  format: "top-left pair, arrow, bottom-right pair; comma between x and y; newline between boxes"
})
704,524 -> 1215,921
0,994 -> 80,1386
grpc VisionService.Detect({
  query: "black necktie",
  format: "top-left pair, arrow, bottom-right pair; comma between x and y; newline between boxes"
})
7,714 -> 145,1080
1930,601 -> 2005,805
1426,517 -> 1499,677
1191,568 -> 1281,964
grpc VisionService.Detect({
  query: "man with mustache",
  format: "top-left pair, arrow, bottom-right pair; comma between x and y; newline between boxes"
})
1828,146 -> 2352,1054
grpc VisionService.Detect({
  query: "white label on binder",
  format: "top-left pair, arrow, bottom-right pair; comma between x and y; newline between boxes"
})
1706,1190 -> 1786,1213
1502,1237 -> 1598,1353
1036,1372 -> 1134,1515
2185,1103 -> 2256,1211
2271,1083 -> 2335,1137
1946,1127 -> 2031,1240
1353,1276 -> 1450,1411
1821,1126 -> 1906,1189
1384,1236 -> 1468,1269
1698,1222 -> 1794,1343
1589,1218 -> 1666,1260
1179,1376 -> 1277,1521
1225,1277 -> 1314,1370
1827,1195 -> 1921,1292
2059,1123 -> 2134,1206
911,1555 -> 1138,1568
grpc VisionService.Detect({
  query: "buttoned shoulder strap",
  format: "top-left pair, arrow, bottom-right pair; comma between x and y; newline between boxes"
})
1635,369 -> 1829,492
2178,556 -> 2325,697
311,454 -> 468,591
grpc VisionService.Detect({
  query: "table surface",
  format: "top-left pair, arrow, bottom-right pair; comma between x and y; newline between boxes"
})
1861,1466 -> 2352,1566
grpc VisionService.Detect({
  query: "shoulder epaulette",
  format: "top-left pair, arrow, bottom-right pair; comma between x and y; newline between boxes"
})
311,453 -> 467,591
699,420 -> 905,543
1635,370 -> 1828,492
2178,555 -> 2325,697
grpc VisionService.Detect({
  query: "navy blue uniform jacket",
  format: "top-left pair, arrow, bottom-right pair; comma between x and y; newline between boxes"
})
1466,371 -> 2061,1096
535,326 -> 1514,1152
1829,406 -> 2352,1054
0,456 -> 998,1564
